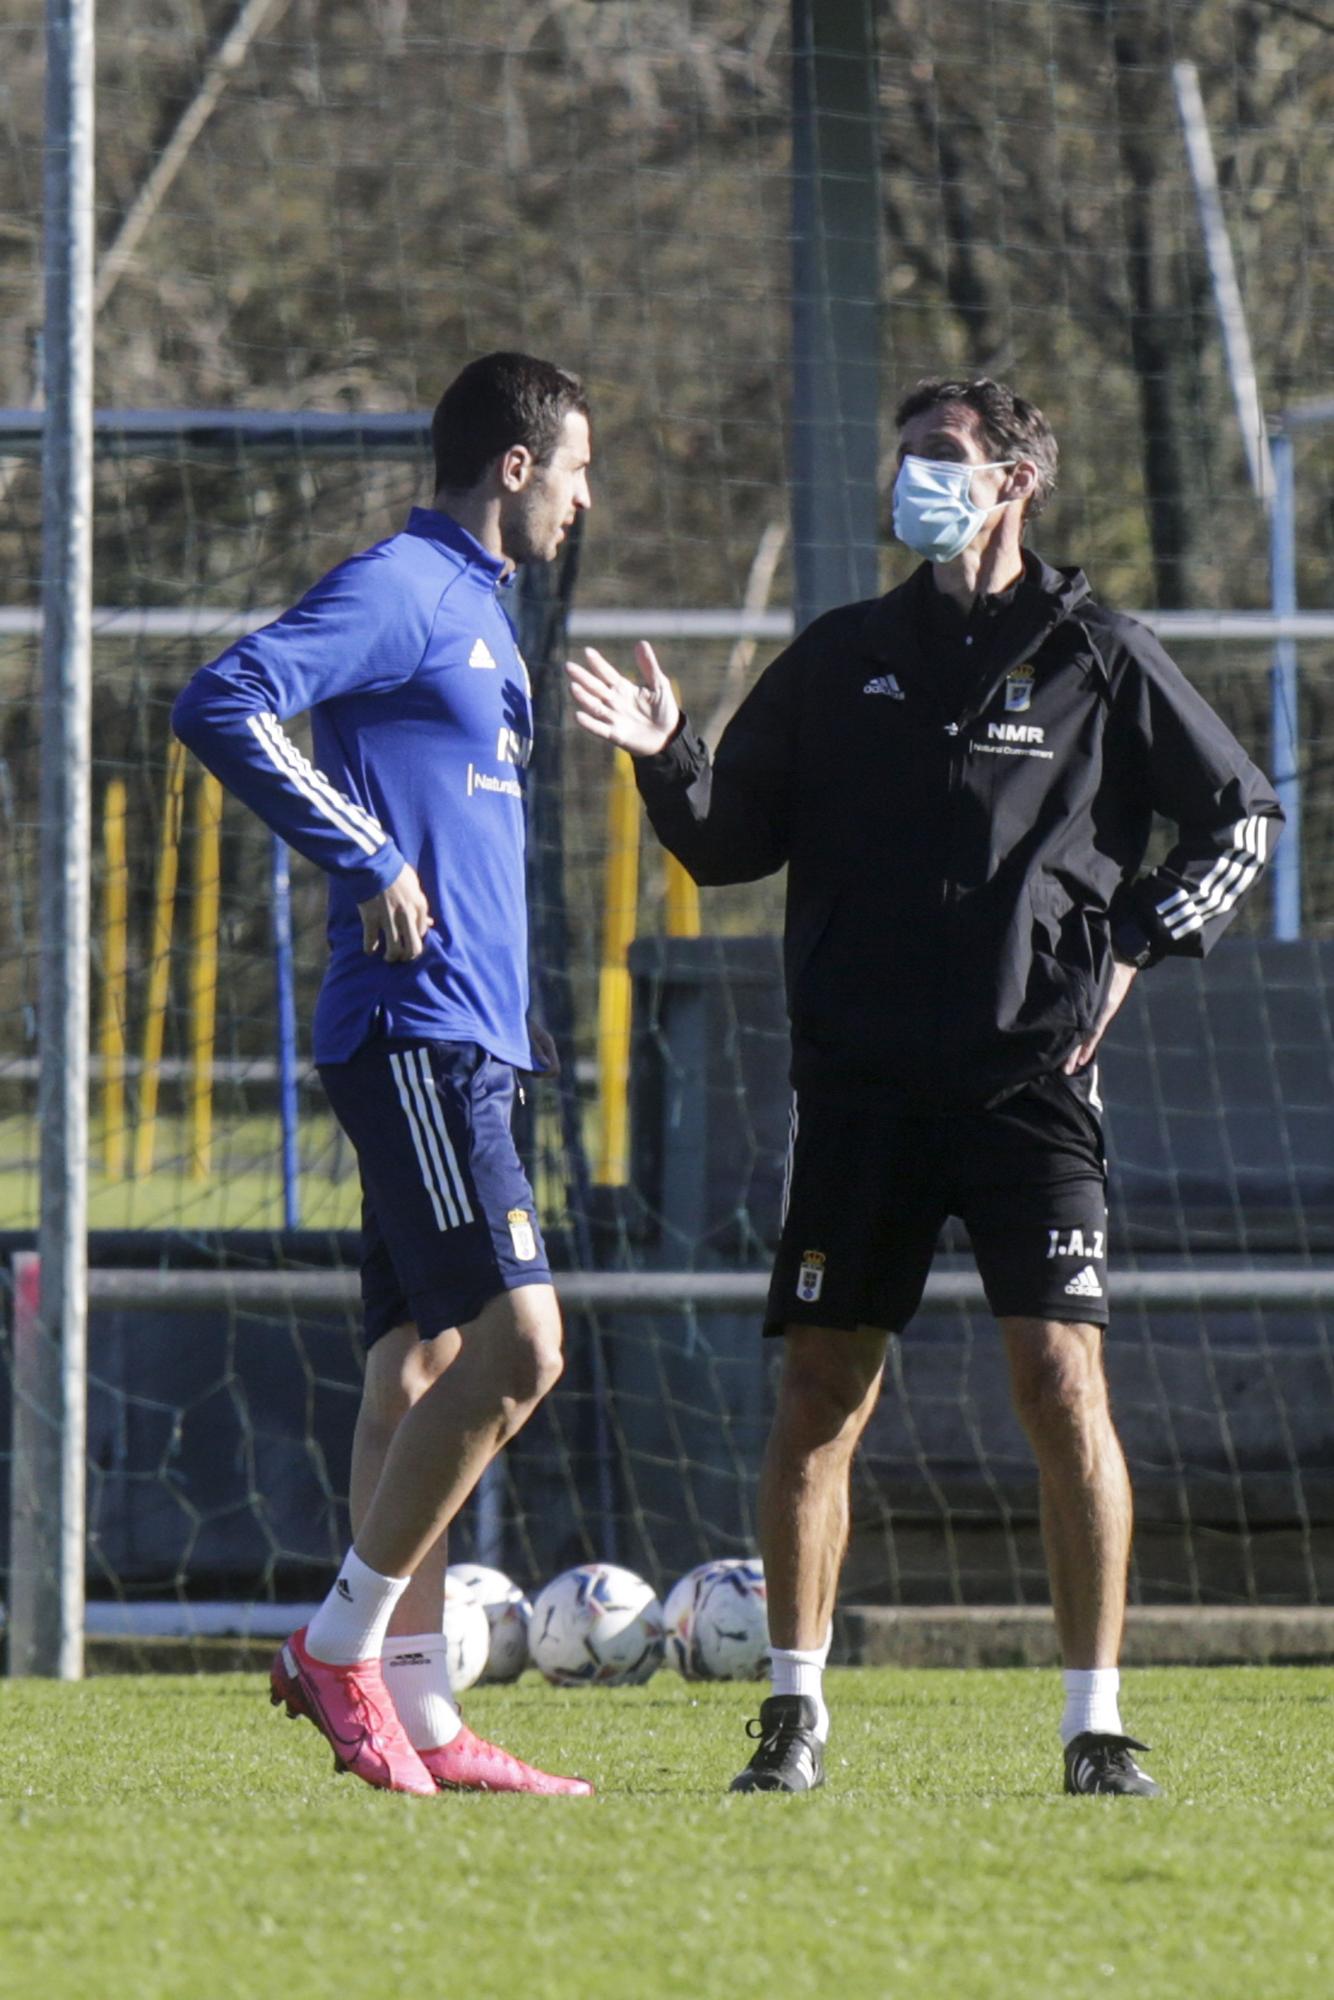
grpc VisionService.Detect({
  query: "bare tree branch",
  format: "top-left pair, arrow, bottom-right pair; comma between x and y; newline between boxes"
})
1250,0 -> 1334,34
701,516 -> 788,751
94,0 -> 292,317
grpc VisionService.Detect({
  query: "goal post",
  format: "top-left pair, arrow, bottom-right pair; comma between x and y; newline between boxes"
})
19,0 -> 97,1681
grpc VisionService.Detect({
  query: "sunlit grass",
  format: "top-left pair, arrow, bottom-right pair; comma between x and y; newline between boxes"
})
2,1666 -> 1331,2000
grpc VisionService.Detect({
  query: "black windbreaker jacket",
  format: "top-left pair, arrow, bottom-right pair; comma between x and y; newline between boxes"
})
635,553 -> 1284,1110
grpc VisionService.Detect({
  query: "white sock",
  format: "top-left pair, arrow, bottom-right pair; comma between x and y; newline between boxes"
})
305,1548 -> 411,1666
770,1627 -> 832,1743
1060,1667 -> 1123,1746
382,1633 -> 463,1751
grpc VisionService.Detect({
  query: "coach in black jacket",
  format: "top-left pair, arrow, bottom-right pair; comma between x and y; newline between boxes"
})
567,377 -> 1282,1799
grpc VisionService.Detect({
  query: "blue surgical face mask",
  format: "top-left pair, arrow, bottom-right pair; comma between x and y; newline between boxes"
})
892,453 -> 1017,563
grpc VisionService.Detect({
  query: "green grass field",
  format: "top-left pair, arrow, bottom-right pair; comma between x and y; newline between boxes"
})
2,1666 -> 1331,2000
0,1105 -> 571,1231
0,1114 -> 360,1232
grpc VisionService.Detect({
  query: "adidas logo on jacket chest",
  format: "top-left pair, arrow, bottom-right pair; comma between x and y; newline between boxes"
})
856,657 -> 1068,761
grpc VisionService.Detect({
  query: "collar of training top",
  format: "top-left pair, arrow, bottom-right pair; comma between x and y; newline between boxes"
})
916,557 -> 1027,632
405,505 -> 511,584
860,550 -> 1091,666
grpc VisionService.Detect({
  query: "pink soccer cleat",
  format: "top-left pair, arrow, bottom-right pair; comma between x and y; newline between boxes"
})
418,1724 -> 594,1796
270,1627 -> 436,1797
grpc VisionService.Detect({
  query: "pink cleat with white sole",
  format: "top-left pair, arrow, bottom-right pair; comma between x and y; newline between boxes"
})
419,1725 -> 594,1796
270,1627 -> 436,1797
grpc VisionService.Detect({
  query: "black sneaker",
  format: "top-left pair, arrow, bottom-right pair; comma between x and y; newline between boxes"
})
1064,1731 -> 1162,1797
729,1695 -> 826,1794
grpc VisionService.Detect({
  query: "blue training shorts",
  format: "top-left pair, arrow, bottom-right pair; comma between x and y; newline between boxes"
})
318,1038 -> 552,1346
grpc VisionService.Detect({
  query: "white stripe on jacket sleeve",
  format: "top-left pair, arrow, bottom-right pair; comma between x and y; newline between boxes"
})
245,711 -> 388,859
254,712 -> 389,851
1155,816 -> 1268,940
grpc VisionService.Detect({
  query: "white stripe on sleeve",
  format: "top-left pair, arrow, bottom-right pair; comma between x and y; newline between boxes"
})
254,711 -> 389,851
245,712 -> 388,859
1157,816 -> 1268,940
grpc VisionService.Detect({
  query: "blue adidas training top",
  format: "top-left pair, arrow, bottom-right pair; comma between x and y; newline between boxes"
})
172,508 -> 535,1068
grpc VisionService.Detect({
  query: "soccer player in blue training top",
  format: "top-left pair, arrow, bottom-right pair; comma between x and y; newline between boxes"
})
174,352 -> 594,1797
567,375 -> 1282,1800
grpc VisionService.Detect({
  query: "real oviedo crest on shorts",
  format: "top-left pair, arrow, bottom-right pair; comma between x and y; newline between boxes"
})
796,1250 -> 826,1303
507,1208 -> 538,1262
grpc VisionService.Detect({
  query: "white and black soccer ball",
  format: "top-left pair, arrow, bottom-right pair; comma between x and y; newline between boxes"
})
441,1579 -> 492,1694
689,1558 -> 769,1681
445,1562 -> 532,1683
529,1562 -> 664,1687
662,1558 -> 742,1679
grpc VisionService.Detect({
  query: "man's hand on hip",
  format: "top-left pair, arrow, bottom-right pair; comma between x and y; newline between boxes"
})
359,862 -> 434,962
564,642 -> 680,757
527,1019 -> 561,1077
1062,959 -> 1138,1074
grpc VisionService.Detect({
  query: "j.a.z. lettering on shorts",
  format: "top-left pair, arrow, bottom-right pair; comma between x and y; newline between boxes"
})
1046,1227 -> 1105,1261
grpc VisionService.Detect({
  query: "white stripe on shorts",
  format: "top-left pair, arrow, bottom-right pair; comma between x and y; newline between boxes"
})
409,1046 -> 474,1225
388,1050 -> 460,1231
780,1093 -> 799,1228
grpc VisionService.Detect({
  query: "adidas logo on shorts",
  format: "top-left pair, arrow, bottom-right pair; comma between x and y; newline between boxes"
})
862,673 -> 905,699
1064,1264 -> 1104,1299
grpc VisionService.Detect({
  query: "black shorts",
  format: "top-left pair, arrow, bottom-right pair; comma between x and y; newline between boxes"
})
766,1067 -> 1109,1334
318,1038 -> 551,1348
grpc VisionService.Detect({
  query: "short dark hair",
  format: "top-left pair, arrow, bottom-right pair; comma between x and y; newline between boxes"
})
431,351 -> 589,492
894,377 -> 1058,522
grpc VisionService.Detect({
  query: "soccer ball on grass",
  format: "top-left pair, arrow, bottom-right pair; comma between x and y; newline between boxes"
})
664,1557 -> 769,1680
662,1558 -> 738,1678
445,1562 -> 532,1683
441,1579 -> 492,1693
529,1562 -> 664,1686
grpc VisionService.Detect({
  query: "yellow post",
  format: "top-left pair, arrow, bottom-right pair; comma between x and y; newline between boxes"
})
594,749 -> 639,1185
663,851 -> 700,939
188,772 -> 223,1179
99,779 -> 129,1181
663,681 -> 700,937
134,738 -> 187,1179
